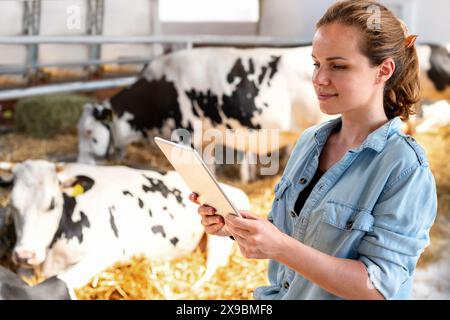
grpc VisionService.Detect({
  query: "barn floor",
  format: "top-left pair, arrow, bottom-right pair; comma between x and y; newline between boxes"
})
1,127 -> 449,299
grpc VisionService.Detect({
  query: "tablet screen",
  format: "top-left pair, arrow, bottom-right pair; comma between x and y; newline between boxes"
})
154,137 -> 241,217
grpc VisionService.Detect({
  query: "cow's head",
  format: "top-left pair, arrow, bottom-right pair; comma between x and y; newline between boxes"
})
1,160 -> 90,269
77,102 -> 114,164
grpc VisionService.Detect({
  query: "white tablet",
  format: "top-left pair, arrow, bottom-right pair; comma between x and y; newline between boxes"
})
154,137 -> 241,217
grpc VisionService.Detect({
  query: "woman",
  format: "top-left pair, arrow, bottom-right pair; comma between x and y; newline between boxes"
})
190,0 -> 437,300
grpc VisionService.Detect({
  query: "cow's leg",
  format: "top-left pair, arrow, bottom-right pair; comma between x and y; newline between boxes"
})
41,250 -> 80,279
192,235 -> 235,289
240,151 -> 258,183
114,146 -> 126,161
203,147 -> 217,178
56,252 -> 119,292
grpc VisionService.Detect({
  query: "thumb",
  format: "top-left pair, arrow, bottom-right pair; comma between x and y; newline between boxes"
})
238,210 -> 259,220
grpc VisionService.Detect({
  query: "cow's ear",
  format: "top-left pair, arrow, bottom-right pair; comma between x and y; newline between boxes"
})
60,175 -> 95,197
0,175 -> 14,189
104,108 -> 113,123
92,105 -> 113,123
0,162 -> 16,189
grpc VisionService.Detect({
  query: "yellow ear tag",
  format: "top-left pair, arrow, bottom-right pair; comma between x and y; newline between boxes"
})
71,184 -> 85,197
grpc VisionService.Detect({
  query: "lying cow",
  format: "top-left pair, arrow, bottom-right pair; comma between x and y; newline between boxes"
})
77,46 -> 328,181
410,100 -> 450,134
0,160 -> 249,295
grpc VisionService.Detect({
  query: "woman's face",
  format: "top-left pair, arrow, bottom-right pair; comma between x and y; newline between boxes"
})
312,22 -> 381,116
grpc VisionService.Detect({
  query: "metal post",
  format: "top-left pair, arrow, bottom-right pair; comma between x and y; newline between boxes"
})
257,0 -> 263,35
86,0 -> 104,78
150,0 -> 160,37
22,0 -> 41,84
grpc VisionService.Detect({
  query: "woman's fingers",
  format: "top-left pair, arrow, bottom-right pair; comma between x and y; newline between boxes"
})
201,215 -> 224,227
189,194 -> 225,235
198,205 -> 217,217
201,215 -> 225,235
189,192 -> 200,204
238,210 -> 259,220
227,223 -> 250,239
205,223 -> 225,235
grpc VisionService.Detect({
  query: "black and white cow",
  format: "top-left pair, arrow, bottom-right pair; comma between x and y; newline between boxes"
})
78,44 -> 450,176
400,43 -> 450,133
417,43 -> 450,101
410,100 -> 450,134
77,46 -> 327,181
0,160 -> 249,294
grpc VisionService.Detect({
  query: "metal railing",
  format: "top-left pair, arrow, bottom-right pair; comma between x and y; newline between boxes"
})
0,34 -> 309,46
0,0 -> 310,100
0,34 -> 310,100
0,76 -> 137,100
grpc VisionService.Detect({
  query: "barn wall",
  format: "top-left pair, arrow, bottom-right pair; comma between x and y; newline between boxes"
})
412,0 -> 450,44
0,0 -> 449,67
0,1 -> 26,65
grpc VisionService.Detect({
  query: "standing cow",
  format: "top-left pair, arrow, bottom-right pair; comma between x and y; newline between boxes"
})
77,46 -> 329,181
78,43 -> 450,178
0,160 -> 249,294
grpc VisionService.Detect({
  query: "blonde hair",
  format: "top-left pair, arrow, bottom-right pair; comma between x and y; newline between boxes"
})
316,0 -> 420,120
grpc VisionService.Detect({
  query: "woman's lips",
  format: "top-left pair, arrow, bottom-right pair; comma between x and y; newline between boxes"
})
317,93 -> 338,100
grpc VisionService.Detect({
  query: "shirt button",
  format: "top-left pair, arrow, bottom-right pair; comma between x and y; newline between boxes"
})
290,211 -> 297,218
283,281 -> 290,289
346,221 -> 353,229
299,178 -> 308,184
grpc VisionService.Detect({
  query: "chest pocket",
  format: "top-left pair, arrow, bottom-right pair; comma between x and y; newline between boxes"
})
311,200 -> 374,256
274,177 -> 291,201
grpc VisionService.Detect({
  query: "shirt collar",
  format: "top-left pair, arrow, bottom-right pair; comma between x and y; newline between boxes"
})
313,116 -> 403,153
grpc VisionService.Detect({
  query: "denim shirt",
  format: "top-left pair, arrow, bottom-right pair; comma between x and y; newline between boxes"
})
254,116 -> 437,300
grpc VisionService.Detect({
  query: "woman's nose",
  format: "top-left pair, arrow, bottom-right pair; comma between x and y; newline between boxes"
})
312,68 -> 331,86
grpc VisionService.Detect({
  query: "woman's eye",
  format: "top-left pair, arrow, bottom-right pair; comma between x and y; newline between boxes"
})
313,63 -> 320,68
332,65 -> 346,70
48,197 -> 55,211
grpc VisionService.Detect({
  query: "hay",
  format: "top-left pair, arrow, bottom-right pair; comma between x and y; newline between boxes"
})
75,247 -> 269,300
0,132 -> 78,163
0,75 -> 26,88
14,94 -> 93,138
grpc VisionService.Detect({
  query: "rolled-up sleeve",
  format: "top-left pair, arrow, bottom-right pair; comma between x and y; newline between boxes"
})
357,163 -> 437,299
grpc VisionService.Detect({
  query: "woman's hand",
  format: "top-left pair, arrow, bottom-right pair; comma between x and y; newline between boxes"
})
188,193 -> 231,237
225,210 -> 289,260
